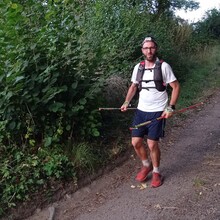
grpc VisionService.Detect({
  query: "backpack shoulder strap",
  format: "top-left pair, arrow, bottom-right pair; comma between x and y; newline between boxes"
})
155,59 -> 163,66
136,61 -> 145,83
154,59 -> 166,91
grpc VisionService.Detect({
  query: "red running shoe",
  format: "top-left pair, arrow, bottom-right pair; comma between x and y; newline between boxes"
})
151,172 -> 163,188
135,165 -> 153,182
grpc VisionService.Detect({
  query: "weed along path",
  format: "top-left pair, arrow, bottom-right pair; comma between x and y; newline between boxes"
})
22,89 -> 220,220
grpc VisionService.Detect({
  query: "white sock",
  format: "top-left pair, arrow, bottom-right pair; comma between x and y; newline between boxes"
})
153,167 -> 160,173
142,159 -> 150,167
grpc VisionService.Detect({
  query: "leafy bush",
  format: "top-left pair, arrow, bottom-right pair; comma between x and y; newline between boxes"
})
0,1 -> 104,147
0,144 -> 74,215
194,8 -> 220,41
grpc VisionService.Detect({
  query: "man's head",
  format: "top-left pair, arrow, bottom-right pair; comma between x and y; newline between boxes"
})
141,36 -> 158,48
141,36 -> 158,62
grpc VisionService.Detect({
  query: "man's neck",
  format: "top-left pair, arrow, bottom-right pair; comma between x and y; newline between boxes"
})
145,58 -> 156,68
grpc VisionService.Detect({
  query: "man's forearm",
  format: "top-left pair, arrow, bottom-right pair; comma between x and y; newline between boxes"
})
169,81 -> 180,106
124,84 -> 137,103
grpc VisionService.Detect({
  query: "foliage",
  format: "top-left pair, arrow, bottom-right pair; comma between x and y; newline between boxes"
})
178,44 -> 220,108
0,0 -> 105,215
70,142 -> 100,173
0,1 -> 204,147
194,8 -> 220,41
0,144 -> 74,215
134,0 -> 199,17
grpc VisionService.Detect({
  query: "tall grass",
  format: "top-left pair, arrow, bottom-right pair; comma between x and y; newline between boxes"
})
178,44 -> 220,108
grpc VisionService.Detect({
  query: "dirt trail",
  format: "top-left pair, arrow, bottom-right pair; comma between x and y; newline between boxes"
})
18,90 -> 220,219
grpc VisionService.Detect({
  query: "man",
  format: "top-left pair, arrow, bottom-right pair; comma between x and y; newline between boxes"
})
121,36 -> 180,187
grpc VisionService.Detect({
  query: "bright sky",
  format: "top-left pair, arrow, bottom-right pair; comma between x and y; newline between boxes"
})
176,0 -> 220,23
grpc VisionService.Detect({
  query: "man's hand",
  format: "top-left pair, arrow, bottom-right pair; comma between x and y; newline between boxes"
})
121,101 -> 129,112
162,106 -> 174,118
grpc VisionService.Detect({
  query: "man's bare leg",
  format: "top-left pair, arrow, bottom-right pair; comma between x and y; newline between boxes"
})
147,139 -> 160,168
132,137 -> 153,182
147,139 -> 163,187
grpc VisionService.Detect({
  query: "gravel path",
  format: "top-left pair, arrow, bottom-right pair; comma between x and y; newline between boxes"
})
23,89 -> 220,220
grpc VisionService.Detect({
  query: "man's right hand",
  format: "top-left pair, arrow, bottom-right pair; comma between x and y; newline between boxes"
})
121,101 -> 129,112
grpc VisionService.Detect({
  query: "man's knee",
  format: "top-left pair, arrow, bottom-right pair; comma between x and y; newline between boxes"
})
147,140 -> 159,151
132,137 -> 143,150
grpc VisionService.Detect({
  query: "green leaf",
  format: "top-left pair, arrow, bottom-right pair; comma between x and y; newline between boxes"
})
49,102 -> 64,112
66,125 -> 71,131
11,3 -> 18,9
71,82 -> 78,89
92,129 -> 100,137
9,121 -> 16,130
79,98 -> 87,105
31,159 -> 38,167
30,44 -> 37,50
44,137 -> 52,147
15,76 -> 25,83
33,53 -> 40,61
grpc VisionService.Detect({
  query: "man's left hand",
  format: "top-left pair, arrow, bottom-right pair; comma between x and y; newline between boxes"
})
162,106 -> 175,118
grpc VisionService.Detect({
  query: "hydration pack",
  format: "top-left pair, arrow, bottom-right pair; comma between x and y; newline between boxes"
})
136,60 -> 166,92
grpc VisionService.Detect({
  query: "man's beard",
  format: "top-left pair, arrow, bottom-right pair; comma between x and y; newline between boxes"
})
146,54 -> 156,62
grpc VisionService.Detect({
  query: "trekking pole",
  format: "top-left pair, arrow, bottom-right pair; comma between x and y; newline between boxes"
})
173,102 -> 204,113
130,102 -> 204,130
98,107 -> 137,111
130,116 -> 165,130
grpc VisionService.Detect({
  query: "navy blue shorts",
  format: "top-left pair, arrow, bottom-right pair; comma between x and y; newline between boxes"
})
131,110 -> 165,141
